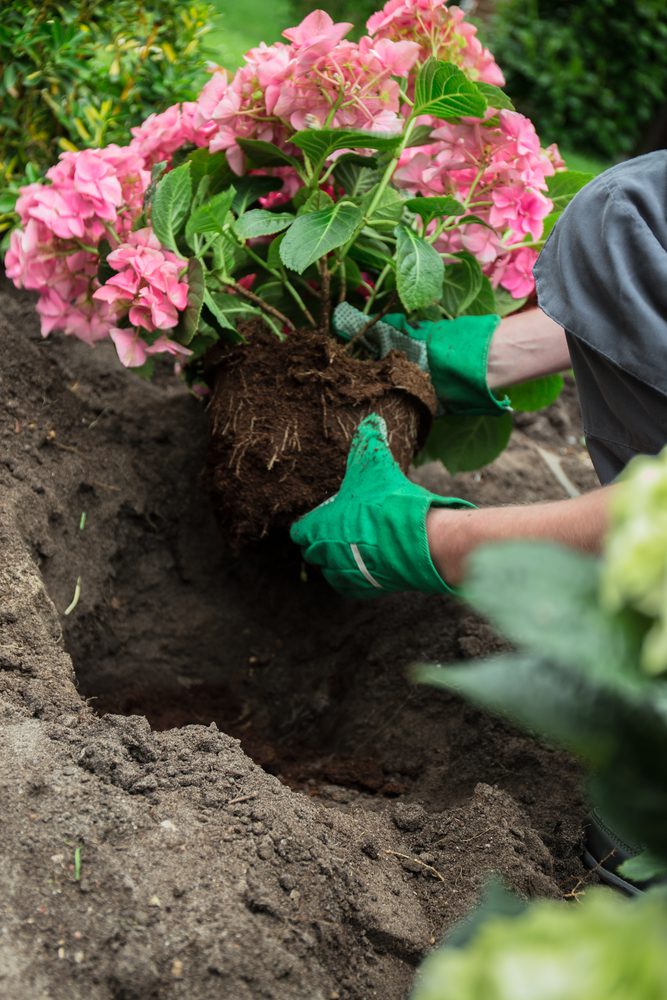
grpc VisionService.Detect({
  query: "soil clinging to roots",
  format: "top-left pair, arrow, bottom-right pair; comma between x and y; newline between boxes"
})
206,325 -> 436,546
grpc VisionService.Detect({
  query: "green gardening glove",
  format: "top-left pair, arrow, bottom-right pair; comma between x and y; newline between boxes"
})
333,302 -> 510,416
290,412 -> 475,599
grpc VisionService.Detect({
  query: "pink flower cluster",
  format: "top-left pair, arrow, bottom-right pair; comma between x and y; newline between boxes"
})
193,0 -> 501,179
394,110 -> 564,297
129,102 -> 216,168
5,145 -> 150,345
367,0 -> 503,85
93,229 -> 192,368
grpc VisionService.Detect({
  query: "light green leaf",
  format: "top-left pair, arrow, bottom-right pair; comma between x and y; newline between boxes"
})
349,237 -> 394,272
441,254 -> 484,317
185,188 -> 236,247
291,128 -> 402,173
234,210 -> 295,240
203,289 -> 261,331
185,148 -> 234,197
417,411 -> 512,473
295,189 -> 334,214
547,170 -> 594,212
463,541 -> 648,691
492,287 -> 527,317
414,59 -> 487,121
280,202 -> 362,274
505,374 -> 564,412
462,274 -> 497,317
394,224 -> 444,312
175,257 -> 205,345
236,137 -> 300,169
151,162 -> 192,253
333,161 -> 380,197
364,186 -> 405,232
618,851 -> 667,883
475,82 -> 515,111
405,195 -> 465,224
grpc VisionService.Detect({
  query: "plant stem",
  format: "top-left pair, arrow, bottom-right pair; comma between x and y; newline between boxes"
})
345,293 -> 397,352
362,262 -> 391,314
319,259 -> 331,334
227,233 -> 317,327
223,281 -> 296,333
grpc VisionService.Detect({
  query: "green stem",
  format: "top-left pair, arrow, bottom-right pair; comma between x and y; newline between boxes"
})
362,262 -> 391,314
227,232 -> 317,327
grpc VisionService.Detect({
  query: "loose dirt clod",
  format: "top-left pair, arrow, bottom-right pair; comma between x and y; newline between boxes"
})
206,324 -> 437,546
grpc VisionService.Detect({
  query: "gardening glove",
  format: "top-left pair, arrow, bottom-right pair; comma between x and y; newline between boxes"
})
333,302 -> 510,417
290,412 -> 475,599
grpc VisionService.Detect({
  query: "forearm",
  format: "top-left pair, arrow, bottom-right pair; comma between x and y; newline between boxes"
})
427,485 -> 615,586
487,308 -> 570,389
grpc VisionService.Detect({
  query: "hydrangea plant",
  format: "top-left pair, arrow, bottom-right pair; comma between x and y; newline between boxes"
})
5,0 -> 589,470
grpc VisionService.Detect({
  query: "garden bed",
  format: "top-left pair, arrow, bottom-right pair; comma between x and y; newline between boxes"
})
0,281 -> 600,1000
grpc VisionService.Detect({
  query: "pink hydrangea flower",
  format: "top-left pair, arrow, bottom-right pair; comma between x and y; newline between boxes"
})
109,327 -> 192,368
93,228 -> 189,334
130,102 -> 216,167
491,247 -> 539,299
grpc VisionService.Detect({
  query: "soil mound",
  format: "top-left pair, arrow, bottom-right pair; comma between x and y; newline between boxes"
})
206,325 -> 436,545
0,280 -> 600,1000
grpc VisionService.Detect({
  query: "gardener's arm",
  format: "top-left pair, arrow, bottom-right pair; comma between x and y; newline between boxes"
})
426,486 -> 614,587
487,308 -> 570,388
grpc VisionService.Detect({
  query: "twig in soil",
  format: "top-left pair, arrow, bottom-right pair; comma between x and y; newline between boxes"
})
563,849 -> 616,902
73,845 -> 82,882
383,849 -> 446,883
223,281 -> 296,333
64,577 -> 82,616
345,294 -> 397,353
79,512 -> 87,531
227,793 -> 257,806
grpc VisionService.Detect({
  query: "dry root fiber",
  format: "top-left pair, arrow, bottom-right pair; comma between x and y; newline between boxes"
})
206,324 -> 436,546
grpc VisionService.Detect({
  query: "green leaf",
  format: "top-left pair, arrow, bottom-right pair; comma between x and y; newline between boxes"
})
463,542 -> 648,692
547,170 -> 594,211
236,137 -> 300,169
333,160 -> 380,197
151,162 -> 192,254
363,186 -> 405,232
413,59 -> 487,121
475,82 -> 515,111
349,237 -> 394,272
231,176 -> 282,215
540,211 -> 559,241
185,148 -> 234,197
280,201 -> 362,274
203,289 -> 261,332
461,275 -> 497,317
441,254 -> 484,317
295,189 -> 334,214
492,288 -> 527,317
291,128 -> 402,173
394,224 -> 444,312
176,257 -> 205,345
405,123 -> 436,147
444,880 -> 529,951
405,195 -> 466,224
417,411 -> 512,473
505,374 -> 564,412
234,209 -> 295,240
185,188 -> 236,247
212,235 -> 247,279
618,851 -> 667,883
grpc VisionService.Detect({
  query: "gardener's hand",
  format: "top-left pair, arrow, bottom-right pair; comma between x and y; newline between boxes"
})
333,303 -> 510,416
290,413 -> 475,599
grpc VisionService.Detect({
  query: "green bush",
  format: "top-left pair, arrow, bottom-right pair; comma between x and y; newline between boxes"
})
488,0 -> 667,160
0,1 -> 212,191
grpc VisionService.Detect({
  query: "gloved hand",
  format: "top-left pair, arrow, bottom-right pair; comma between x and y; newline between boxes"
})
290,412 -> 475,599
333,302 -> 510,416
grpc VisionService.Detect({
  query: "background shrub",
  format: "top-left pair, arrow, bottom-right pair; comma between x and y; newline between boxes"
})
488,0 -> 667,160
0,0 -> 212,230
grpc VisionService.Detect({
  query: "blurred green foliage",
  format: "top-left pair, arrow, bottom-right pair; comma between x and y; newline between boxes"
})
0,1 -> 212,193
489,0 -> 667,159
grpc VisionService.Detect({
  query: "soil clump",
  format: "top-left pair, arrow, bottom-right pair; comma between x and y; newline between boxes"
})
0,280 -> 600,1000
206,325 -> 436,545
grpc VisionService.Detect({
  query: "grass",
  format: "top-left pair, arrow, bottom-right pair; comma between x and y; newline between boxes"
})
560,147 -> 616,177
204,0 -> 295,69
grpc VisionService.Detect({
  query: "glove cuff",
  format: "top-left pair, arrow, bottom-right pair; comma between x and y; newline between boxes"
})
427,314 -> 511,416
396,493 -> 476,595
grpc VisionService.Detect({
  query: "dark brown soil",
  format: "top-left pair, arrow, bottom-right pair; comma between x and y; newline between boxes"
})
207,325 -> 436,545
0,278 -> 600,1000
